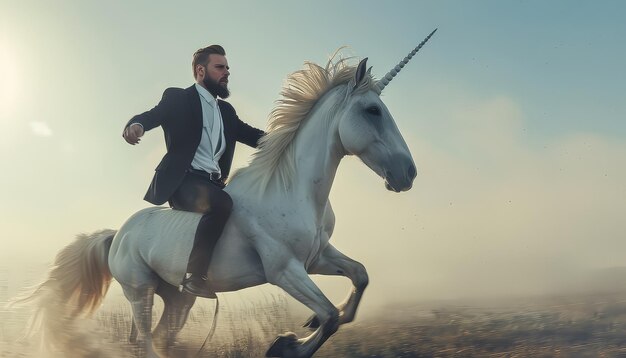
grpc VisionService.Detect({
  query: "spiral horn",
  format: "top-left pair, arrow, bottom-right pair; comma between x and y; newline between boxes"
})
377,28 -> 437,92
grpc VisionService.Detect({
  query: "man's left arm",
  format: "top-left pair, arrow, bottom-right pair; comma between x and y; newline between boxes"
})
226,103 -> 265,147
237,117 -> 265,147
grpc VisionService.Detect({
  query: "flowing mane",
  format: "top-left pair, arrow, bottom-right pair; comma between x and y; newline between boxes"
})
230,52 -> 379,191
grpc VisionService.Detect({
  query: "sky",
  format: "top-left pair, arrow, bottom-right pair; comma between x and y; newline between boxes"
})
1,0 -> 625,307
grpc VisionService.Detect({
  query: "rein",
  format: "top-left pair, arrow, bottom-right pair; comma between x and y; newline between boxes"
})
194,297 -> 220,357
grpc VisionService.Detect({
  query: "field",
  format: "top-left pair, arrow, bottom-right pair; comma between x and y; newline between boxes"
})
4,266 -> 626,357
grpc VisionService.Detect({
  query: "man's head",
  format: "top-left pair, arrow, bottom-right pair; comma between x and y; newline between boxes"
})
193,45 -> 230,99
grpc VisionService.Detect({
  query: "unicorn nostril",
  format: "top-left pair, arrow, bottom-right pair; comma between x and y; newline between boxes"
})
408,165 -> 417,179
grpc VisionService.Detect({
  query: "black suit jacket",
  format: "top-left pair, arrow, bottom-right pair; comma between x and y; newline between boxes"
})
126,85 -> 264,205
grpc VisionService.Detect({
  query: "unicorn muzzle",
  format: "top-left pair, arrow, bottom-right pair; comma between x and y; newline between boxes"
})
383,159 -> 417,192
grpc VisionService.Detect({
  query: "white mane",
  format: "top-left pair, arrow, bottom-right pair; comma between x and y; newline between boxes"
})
230,52 -> 379,191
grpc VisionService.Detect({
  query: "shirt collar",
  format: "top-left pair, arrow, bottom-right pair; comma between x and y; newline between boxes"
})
195,83 -> 217,107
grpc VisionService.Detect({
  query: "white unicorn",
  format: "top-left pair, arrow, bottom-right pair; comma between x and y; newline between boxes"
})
19,30 -> 436,358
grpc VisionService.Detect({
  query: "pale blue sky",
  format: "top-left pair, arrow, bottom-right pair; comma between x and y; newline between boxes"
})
1,1 -> 625,302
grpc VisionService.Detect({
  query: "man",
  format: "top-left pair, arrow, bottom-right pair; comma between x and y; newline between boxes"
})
123,45 -> 264,298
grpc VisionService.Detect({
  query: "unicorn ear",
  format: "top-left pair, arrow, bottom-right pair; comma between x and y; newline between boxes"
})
353,57 -> 368,89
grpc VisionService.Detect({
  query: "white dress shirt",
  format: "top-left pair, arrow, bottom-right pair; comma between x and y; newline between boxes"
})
191,83 -> 226,175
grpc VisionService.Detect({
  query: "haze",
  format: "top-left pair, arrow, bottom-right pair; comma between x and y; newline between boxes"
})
1,1 -> 625,309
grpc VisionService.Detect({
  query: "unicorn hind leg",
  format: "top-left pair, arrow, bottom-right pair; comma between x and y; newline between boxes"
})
153,280 -> 197,349
121,282 -> 161,358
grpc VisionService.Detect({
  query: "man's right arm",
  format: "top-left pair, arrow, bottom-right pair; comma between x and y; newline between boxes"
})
122,123 -> 145,145
122,88 -> 173,145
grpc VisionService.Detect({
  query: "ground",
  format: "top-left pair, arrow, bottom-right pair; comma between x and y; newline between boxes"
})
4,265 -> 626,357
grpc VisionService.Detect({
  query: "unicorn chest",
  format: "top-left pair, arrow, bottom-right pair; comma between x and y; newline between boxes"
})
241,205 -> 325,262
281,219 -> 326,268
264,210 -> 320,245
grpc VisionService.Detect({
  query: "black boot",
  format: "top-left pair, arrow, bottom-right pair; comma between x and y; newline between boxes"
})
180,273 -> 217,298
180,214 -> 219,298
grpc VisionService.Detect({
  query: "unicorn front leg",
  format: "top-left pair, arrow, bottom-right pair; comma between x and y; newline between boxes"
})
304,244 -> 369,329
265,259 -> 339,358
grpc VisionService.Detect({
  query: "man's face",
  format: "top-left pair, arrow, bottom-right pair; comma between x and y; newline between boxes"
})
198,54 -> 230,98
204,54 -> 229,86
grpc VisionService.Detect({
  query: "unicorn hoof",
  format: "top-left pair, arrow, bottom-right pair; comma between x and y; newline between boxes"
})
266,332 -> 298,357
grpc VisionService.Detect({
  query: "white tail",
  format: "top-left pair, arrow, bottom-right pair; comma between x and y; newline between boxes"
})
12,229 -> 116,356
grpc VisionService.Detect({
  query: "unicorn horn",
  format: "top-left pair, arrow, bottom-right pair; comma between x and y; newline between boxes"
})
377,28 -> 438,92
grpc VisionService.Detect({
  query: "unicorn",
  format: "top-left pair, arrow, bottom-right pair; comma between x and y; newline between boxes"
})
19,30 -> 436,358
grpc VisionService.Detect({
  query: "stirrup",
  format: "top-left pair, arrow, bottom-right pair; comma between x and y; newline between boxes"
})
179,273 -> 217,299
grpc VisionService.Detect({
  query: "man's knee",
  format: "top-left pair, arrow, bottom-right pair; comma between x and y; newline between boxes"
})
213,192 -> 233,216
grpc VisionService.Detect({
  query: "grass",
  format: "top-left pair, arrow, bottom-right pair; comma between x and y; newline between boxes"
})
5,268 -> 626,357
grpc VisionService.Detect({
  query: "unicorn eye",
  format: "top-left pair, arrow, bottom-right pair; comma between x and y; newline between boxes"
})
366,106 -> 381,116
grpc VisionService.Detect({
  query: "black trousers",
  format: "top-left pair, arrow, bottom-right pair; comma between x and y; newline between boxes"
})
168,171 -> 232,278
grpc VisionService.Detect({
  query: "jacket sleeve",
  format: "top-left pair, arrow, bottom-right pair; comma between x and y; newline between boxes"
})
124,88 -> 174,132
231,105 -> 265,148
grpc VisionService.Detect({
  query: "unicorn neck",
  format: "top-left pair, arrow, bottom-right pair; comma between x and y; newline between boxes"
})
292,92 -> 345,208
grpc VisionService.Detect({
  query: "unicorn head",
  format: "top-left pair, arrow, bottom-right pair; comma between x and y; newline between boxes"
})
231,30 -> 436,194
337,29 -> 437,192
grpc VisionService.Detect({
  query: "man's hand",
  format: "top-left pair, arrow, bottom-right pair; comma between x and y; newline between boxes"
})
123,123 -> 145,145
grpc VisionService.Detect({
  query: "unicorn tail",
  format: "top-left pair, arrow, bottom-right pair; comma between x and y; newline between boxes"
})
11,229 -> 117,354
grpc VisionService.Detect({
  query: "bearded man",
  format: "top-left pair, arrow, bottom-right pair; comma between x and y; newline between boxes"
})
122,45 -> 264,298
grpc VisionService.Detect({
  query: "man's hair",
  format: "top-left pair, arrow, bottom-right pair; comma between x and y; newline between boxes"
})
192,45 -> 226,78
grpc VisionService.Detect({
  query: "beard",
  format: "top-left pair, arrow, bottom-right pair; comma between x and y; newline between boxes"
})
203,76 -> 230,99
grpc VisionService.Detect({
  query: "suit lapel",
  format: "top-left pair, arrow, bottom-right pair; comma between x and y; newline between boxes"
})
218,100 -> 234,142
186,85 -> 203,130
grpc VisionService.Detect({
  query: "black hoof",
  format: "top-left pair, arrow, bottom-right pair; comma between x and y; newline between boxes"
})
266,332 -> 298,357
129,327 -> 138,344
302,314 -> 320,330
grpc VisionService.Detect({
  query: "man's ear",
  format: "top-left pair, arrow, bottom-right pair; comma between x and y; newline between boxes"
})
196,65 -> 205,78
